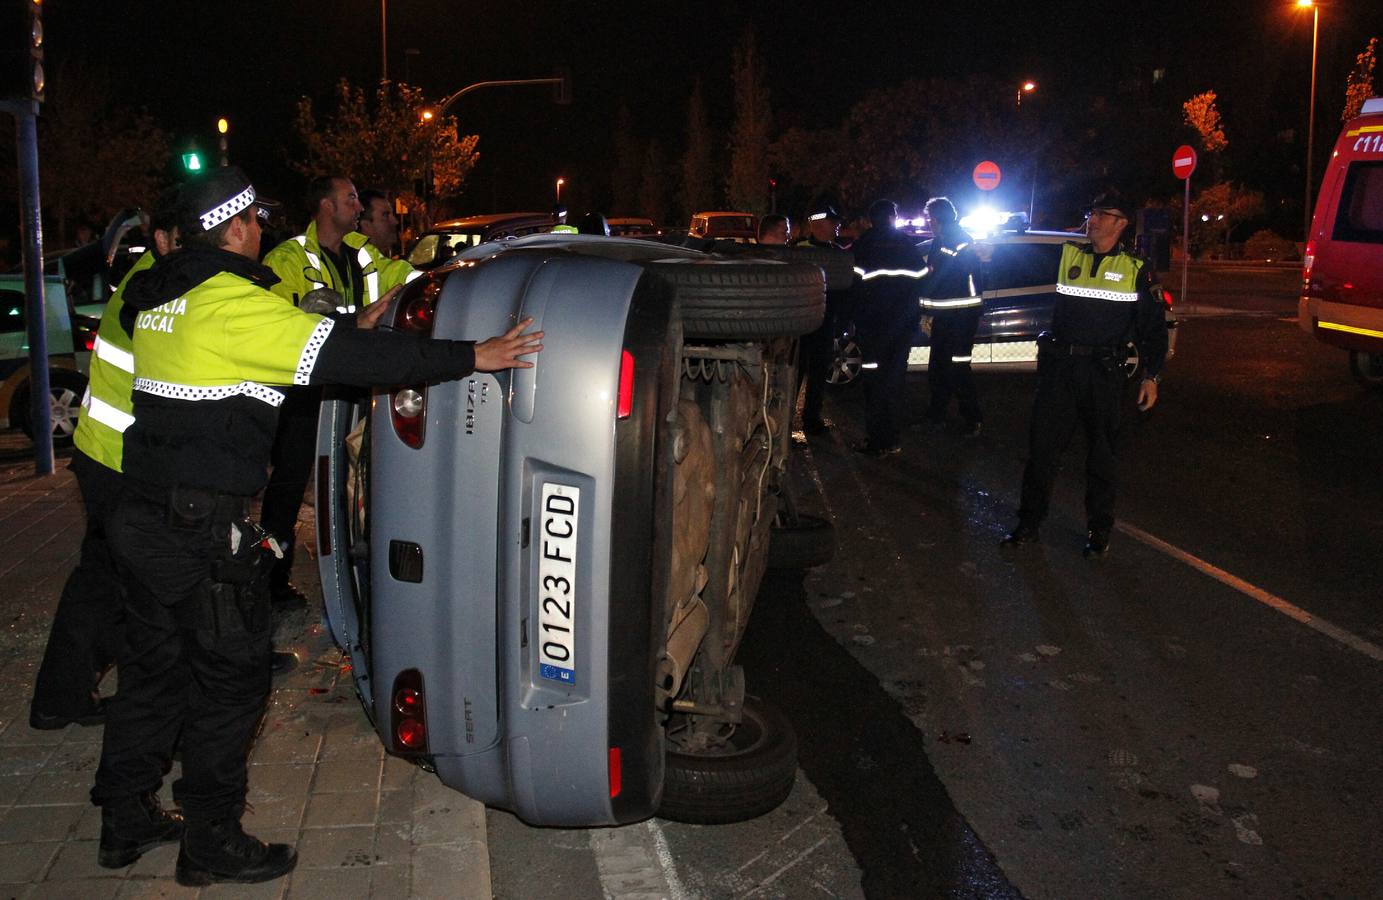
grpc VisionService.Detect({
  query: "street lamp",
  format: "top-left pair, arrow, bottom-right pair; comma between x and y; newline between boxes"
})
1296,0 -> 1319,240
1017,80 -> 1036,109
556,177 -> 565,202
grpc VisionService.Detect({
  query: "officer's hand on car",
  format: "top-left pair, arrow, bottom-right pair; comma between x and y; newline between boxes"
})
474,317 -> 544,371
1137,378 -> 1159,411
356,285 -> 403,330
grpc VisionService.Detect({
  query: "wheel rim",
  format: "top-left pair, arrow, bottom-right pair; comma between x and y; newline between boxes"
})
1358,352 -> 1383,382
829,338 -> 863,385
50,388 -> 80,436
667,703 -> 771,760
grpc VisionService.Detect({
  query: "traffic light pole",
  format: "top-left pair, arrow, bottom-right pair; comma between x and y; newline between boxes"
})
3,99 -> 54,475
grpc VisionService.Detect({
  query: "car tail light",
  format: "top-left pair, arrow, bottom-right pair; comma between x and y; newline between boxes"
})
608,747 -> 622,798
617,350 -> 635,419
1302,239 -> 1315,292
1161,288 -> 1174,309
390,669 -> 429,755
390,278 -> 440,448
82,331 -> 96,352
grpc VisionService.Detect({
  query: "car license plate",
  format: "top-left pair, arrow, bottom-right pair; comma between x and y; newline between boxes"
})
537,483 -> 579,684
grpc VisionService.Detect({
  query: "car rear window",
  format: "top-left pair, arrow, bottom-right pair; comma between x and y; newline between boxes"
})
707,216 -> 754,234
1332,161 -> 1383,245
985,243 -> 1063,291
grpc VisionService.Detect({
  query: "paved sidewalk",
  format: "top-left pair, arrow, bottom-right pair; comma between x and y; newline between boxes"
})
0,456 -> 491,898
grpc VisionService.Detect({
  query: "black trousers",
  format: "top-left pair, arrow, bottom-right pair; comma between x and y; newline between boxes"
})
259,386 -> 321,587
860,323 -> 914,447
925,313 -> 982,425
93,485 -> 271,822
1018,355 -> 1124,533
32,449 -> 124,718
798,323 -> 833,426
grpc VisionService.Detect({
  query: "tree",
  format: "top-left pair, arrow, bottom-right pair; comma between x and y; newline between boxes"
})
637,140 -> 670,225
1342,38 -> 1377,122
610,102 -> 642,216
18,58 -> 171,246
1185,182 -> 1264,255
293,79 -> 478,224
727,29 -> 773,215
678,80 -> 717,220
1182,91 -> 1228,154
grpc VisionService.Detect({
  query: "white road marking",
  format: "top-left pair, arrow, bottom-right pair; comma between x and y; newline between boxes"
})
589,819 -> 691,900
739,836 -> 831,898
1116,521 -> 1383,663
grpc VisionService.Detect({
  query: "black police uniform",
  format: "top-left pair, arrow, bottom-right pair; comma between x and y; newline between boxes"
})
92,169 -> 490,885
1013,240 -> 1167,543
851,224 -> 928,450
796,231 -> 849,431
919,222 -> 984,429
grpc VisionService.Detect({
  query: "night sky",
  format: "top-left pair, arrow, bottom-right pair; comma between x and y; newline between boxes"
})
20,0 -> 1383,225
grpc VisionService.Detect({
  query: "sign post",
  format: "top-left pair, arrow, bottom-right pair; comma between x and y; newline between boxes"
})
1173,144 -> 1197,315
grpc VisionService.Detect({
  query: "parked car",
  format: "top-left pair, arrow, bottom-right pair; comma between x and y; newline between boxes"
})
1298,95 -> 1383,388
688,211 -> 757,243
607,217 -> 659,237
407,213 -> 557,270
315,233 -> 832,828
828,229 -> 1179,385
0,270 -> 92,445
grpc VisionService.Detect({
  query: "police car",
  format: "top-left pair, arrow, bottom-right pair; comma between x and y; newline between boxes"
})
829,224 -> 1178,385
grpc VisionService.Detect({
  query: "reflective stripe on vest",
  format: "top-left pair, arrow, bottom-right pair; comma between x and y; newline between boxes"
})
359,245 -> 378,304
950,355 -> 972,363
294,234 -> 328,292
1055,243 -> 1140,303
84,393 -> 136,432
92,335 -> 135,373
921,296 -> 982,310
854,265 -> 931,281
134,378 -> 286,407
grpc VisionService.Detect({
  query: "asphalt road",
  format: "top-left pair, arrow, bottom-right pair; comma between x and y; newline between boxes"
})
488,263 -> 1382,900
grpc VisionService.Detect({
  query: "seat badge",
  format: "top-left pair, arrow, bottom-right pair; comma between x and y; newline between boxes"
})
1068,266 -> 1082,280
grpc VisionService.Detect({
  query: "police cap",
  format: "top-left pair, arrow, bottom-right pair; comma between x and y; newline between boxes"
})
1086,190 -> 1135,220
180,166 -> 278,235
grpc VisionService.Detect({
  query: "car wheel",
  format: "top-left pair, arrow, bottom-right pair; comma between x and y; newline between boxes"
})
750,245 -> 855,292
12,369 -> 87,447
1123,343 -> 1143,381
644,259 -> 825,340
658,695 -> 797,824
828,332 -> 863,386
767,513 -> 835,570
1349,350 -> 1383,389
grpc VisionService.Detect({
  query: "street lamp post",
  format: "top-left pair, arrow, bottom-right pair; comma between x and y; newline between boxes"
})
1017,80 -> 1036,109
1297,0 -> 1319,240
1017,81 -> 1038,221
380,0 -> 388,81
555,178 -> 565,203
217,117 -> 229,167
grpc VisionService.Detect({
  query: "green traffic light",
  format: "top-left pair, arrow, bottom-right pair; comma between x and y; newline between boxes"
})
182,152 -> 203,172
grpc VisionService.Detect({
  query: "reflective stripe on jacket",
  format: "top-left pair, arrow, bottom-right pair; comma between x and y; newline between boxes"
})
72,250 -> 155,472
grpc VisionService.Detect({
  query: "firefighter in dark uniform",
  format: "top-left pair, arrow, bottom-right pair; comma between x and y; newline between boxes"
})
918,197 -> 985,436
91,167 -> 542,886
850,199 -> 928,455
795,204 -> 848,434
1001,191 -> 1167,556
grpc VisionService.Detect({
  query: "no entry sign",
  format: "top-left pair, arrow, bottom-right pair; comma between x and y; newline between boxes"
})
1172,145 -> 1198,180
972,160 -> 1002,191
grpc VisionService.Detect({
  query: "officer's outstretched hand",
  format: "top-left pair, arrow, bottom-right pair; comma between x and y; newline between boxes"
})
357,285 -> 404,330
474,317 -> 544,372
1137,378 -> 1159,411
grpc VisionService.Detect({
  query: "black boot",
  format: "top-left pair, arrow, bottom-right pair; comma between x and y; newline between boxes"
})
175,817 -> 298,886
98,792 -> 185,868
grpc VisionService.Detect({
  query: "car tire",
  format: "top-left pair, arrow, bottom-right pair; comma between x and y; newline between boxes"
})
767,513 -> 836,570
658,695 -> 798,825
1349,350 -> 1383,389
12,369 -> 87,447
644,259 -> 825,340
750,245 -> 855,292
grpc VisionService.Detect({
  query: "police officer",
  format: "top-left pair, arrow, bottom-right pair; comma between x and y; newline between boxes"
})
357,188 -> 400,257
92,167 -> 541,885
1001,191 -> 1167,556
260,176 -> 419,610
28,190 -> 181,731
918,197 -> 984,436
796,204 -> 848,434
850,199 -> 928,455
